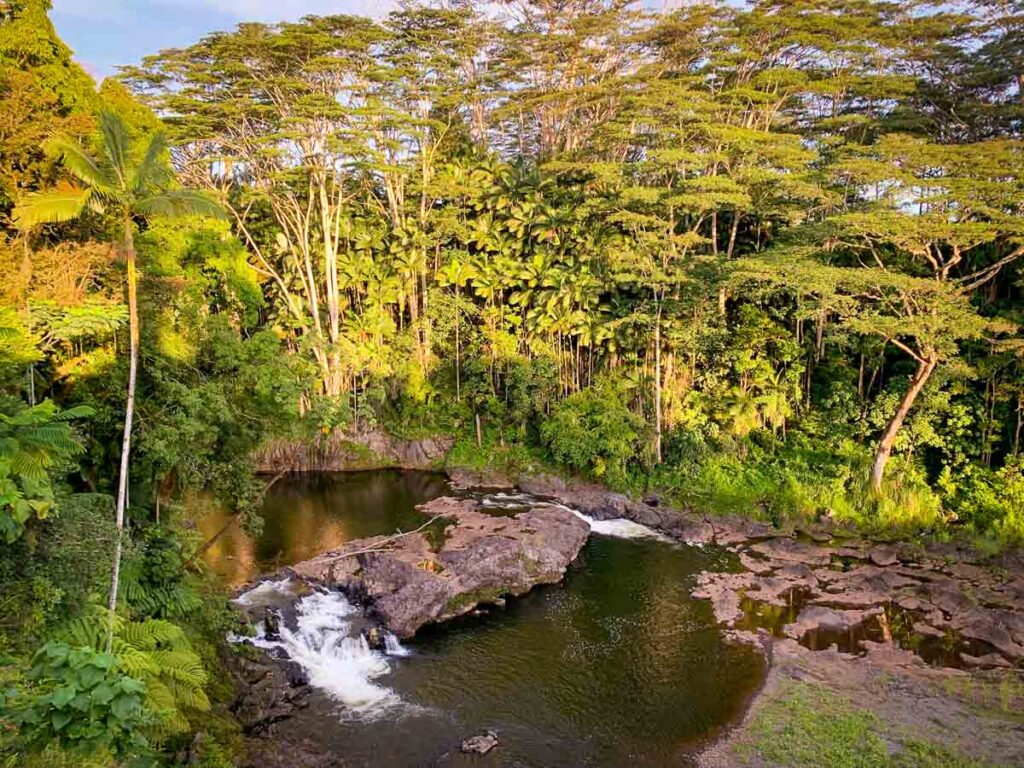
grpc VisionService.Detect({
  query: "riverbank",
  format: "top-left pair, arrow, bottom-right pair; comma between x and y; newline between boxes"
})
483,471 -> 1024,767
216,475 -> 764,767
231,434 -> 1024,766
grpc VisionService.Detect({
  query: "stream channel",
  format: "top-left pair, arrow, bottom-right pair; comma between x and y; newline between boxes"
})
197,470 -> 765,767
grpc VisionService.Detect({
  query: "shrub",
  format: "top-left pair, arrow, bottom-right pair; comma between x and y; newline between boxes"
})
8,642 -> 149,761
941,459 -> 1024,546
540,378 -> 646,486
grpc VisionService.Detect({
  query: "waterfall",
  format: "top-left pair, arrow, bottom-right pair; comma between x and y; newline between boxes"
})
567,508 -> 673,542
383,632 -> 410,657
233,580 -> 411,718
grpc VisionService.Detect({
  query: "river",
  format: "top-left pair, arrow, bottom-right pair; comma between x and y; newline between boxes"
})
198,470 -> 765,767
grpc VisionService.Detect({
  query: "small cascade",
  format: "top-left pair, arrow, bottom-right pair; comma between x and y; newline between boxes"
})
568,508 -> 673,542
480,492 -> 535,507
233,582 -> 405,718
383,632 -> 411,657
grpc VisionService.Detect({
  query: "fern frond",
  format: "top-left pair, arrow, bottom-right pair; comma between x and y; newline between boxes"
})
121,618 -> 188,650
150,650 -> 207,687
115,645 -> 161,679
164,677 -> 210,712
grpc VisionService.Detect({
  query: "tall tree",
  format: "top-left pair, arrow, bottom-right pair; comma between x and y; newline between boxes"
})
13,110 -> 222,650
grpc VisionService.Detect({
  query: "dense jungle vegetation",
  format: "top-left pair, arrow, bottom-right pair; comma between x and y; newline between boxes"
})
0,0 -> 1022,764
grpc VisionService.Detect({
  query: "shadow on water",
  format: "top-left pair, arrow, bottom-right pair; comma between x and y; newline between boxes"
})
198,471 -> 766,767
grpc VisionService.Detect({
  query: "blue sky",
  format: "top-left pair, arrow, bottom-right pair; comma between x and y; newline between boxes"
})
53,0 -> 674,82
52,1 -> 398,81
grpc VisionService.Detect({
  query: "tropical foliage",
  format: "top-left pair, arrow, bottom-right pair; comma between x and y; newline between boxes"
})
0,0 -> 1022,764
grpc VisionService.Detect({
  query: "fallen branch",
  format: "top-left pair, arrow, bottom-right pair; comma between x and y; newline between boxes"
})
323,515 -> 447,560
187,470 -> 289,568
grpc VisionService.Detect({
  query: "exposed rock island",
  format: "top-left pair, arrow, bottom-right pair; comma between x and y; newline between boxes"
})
286,496 -> 590,638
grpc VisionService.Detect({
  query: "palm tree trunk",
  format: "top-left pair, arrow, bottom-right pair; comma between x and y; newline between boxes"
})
454,284 -> 461,401
654,299 -> 663,464
869,353 -> 938,493
107,220 -> 138,652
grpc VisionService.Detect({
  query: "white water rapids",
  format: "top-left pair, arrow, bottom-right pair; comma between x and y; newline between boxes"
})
567,508 -> 675,543
232,578 -> 408,718
230,496 -> 671,720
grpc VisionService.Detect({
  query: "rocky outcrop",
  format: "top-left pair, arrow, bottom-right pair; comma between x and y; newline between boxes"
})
287,496 -> 589,638
447,467 -> 515,490
226,648 -> 312,736
688,524 -> 1024,667
255,428 -> 453,473
517,473 -> 718,543
463,470 -> 1024,669
461,730 -> 499,755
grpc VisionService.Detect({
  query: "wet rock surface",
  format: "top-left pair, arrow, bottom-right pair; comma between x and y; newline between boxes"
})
226,648 -> 312,738
287,496 -> 589,638
508,472 -> 1024,670
460,730 -> 499,755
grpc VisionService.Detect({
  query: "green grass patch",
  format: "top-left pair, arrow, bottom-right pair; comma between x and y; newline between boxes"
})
892,739 -> 989,768
741,682 -> 890,768
738,681 -> 994,768
445,435 -> 548,477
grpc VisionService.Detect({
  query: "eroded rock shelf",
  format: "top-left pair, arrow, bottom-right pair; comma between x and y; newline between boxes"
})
286,495 -> 590,638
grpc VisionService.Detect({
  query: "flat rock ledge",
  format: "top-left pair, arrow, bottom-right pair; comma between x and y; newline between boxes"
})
505,473 -> 1024,669
287,496 -> 589,638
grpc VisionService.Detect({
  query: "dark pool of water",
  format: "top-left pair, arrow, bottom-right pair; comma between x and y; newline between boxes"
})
201,471 -> 765,767
196,470 -> 450,585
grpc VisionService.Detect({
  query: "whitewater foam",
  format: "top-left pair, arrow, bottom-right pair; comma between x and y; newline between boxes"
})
232,582 -> 409,718
568,509 -> 674,542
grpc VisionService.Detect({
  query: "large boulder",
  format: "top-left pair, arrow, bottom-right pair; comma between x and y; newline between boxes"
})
288,497 -> 589,638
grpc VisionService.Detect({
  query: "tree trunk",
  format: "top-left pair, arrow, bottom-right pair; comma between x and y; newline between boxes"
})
1014,398 -> 1022,458
455,285 -> 461,401
654,300 -> 663,464
869,354 -> 938,493
726,212 -> 740,259
107,221 -> 138,652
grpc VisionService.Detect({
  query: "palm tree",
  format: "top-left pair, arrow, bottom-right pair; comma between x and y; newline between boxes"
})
437,255 -> 477,400
14,110 -> 223,651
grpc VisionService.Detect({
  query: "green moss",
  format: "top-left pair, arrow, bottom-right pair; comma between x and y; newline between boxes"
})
422,517 -> 453,552
335,439 -> 388,468
444,587 -> 506,615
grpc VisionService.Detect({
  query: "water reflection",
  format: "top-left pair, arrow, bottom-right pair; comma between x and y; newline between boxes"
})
196,471 -> 764,766
196,470 -> 449,585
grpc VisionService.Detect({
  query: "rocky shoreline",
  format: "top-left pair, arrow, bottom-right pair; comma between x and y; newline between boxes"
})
511,472 -> 1024,670
504,471 -> 1024,766
226,462 -> 1024,767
